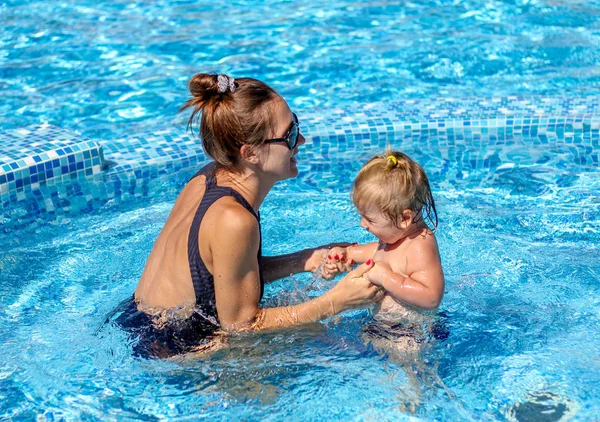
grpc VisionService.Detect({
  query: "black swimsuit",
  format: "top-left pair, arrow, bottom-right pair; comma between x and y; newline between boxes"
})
109,163 -> 265,358
187,163 -> 265,323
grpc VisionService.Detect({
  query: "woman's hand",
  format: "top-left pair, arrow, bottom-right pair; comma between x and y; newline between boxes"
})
321,246 -> 355,279
363,261 -> 393,287
304,243 -> 352,275
329,260 -> 384,310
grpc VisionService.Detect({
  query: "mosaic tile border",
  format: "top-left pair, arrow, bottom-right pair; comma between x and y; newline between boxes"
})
1,96 -> 599,229
0,124 -> 104,206
300,97 -> 600,160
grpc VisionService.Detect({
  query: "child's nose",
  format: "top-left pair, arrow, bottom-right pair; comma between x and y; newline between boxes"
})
360,219 -> 368,229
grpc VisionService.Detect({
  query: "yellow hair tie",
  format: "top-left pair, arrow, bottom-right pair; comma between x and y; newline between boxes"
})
386,155 -> 398,166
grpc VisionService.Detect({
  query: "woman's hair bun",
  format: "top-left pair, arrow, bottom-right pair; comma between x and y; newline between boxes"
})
188,73 -> 220,99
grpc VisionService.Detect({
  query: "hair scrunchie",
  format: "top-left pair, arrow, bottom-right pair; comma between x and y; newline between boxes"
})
217,74 -> 236,93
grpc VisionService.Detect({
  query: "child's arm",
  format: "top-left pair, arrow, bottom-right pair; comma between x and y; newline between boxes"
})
345,242 -> 379,264
365,245 -> 444,310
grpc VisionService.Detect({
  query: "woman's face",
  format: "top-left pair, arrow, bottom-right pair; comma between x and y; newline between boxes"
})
257,98 -> 305,181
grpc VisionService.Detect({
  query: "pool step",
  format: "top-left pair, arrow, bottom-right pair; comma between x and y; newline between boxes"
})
0,124 -> 210,229
2,96 -> 600,229
101,128 -> 206,182
0,124 -> 104,206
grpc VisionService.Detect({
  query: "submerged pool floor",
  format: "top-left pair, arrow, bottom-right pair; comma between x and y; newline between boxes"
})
1,97 -> 599,419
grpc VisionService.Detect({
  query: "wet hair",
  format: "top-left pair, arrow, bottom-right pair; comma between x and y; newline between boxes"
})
351,148 -> 438,231
179,73 -> 280,168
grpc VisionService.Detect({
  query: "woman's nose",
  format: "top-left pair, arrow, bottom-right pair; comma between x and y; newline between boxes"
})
297,132 -> 306,146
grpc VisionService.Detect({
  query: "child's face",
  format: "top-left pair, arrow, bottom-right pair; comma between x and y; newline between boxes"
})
359,208 -> 409,245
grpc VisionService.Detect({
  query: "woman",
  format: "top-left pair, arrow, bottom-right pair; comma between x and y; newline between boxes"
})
114,73 -> 381,358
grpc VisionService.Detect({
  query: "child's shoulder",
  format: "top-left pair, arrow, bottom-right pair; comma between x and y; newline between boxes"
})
407,226 -> 440,258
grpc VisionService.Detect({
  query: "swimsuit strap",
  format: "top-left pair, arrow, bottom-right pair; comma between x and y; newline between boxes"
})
187,163 -> 264,324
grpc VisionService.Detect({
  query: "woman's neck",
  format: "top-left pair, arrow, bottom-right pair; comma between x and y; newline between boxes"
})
215,167 -> 274,213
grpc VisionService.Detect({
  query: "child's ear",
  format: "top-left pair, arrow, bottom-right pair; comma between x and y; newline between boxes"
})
400,209 -> 413,228
240,144 -> 260,164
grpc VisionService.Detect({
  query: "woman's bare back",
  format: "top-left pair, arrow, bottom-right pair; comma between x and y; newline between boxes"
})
135,175 -> 208,310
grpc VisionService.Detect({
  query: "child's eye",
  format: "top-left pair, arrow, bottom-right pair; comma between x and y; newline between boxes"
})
360,213 -> 375,224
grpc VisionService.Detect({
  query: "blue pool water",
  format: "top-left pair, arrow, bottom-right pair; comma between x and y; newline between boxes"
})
2,0 -> 600,420
2,136 -> 599,419
3,0 -> 600,139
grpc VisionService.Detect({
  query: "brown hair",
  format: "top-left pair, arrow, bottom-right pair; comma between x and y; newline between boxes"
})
179,73 -> 280,168
351,149 -> 438,231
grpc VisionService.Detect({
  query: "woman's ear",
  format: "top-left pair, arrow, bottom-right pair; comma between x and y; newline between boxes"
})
240,144 -> 260,164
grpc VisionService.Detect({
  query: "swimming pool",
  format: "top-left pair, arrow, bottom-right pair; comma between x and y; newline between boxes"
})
3,0 -> 600,139
2,0 -> 600,420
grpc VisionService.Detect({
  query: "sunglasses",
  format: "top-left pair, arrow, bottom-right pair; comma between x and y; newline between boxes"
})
264,113 -> 300,150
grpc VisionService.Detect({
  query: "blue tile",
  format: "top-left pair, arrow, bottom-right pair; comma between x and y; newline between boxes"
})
2,99 -> 600,226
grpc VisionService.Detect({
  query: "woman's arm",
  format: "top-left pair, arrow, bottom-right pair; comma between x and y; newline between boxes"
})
251,268 -> 378,330
209,206 -> 381,331
260,249 -> 321,283
261,243 -> 355,283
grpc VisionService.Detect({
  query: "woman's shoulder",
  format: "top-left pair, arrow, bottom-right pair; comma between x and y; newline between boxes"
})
203,197 -> 260,245
212,198 -> 258,229
203,200 -> 261,265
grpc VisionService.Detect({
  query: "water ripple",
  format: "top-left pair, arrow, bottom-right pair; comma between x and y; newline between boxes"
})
3,0 -> 600,138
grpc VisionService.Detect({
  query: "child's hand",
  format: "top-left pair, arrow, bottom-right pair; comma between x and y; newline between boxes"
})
322,246 -> 355,279
364,261 -> 392,287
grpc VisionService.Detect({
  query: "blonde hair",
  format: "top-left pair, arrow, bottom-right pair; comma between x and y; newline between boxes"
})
351,149 -> 438,230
